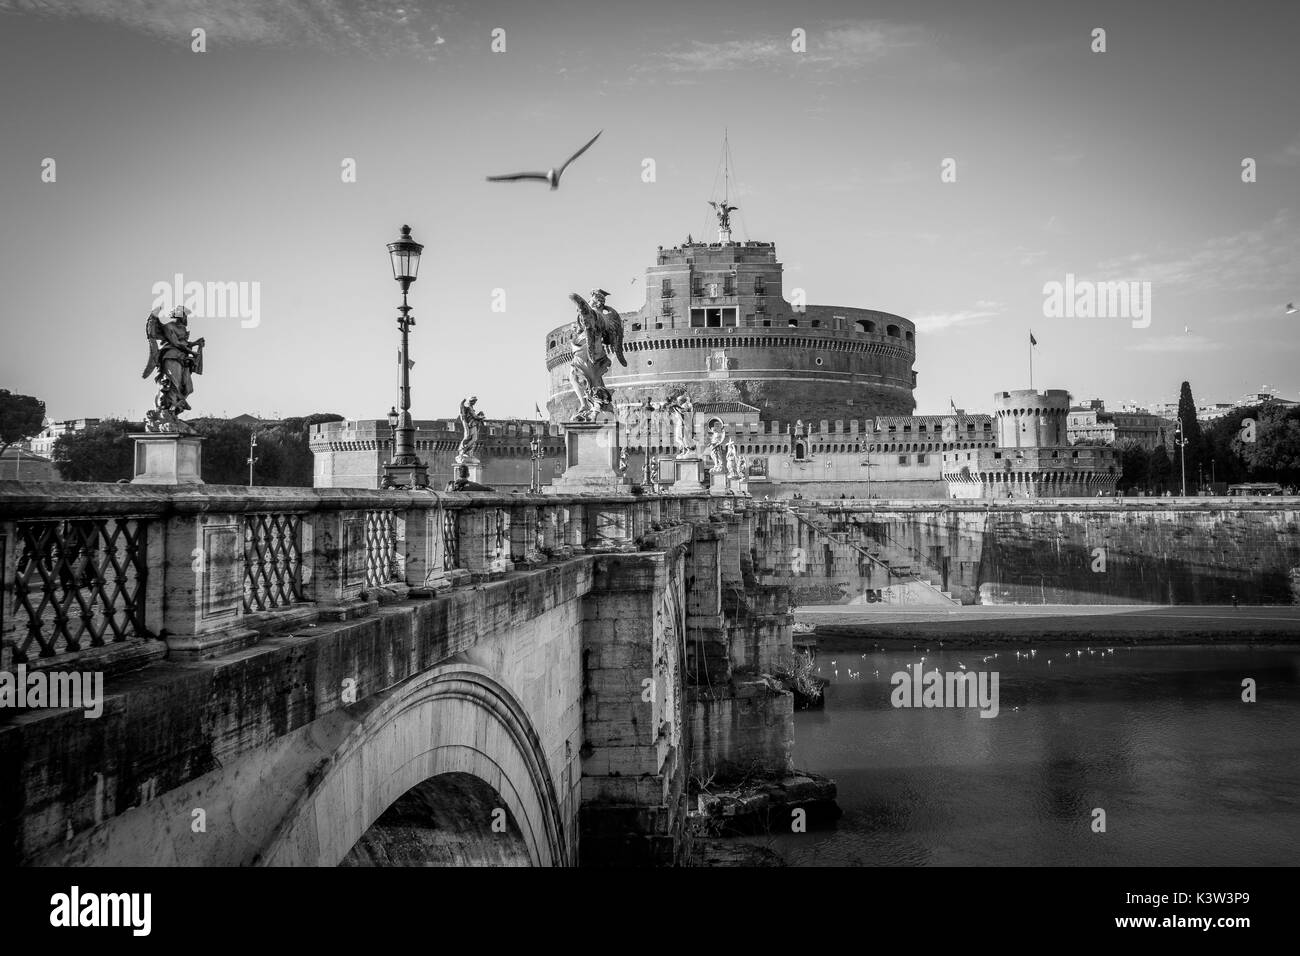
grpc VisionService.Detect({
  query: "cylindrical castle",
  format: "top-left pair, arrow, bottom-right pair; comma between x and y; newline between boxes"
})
545,237 -> 917,423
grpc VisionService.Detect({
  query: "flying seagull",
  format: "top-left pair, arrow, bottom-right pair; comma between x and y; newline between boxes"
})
1287,303 -> 1297,314
486,130 -> 602,190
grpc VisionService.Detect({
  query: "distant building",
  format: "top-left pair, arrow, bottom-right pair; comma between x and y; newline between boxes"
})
1235,389 -> 1298,411
1067,401 -> 1175,451
0,447 -> 60,481
1147,400 -> 1234,423
29,418 -> 100,458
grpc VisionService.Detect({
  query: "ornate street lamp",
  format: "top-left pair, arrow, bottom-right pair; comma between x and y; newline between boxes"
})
529,433 -> 542,493
382,225 -> 429,490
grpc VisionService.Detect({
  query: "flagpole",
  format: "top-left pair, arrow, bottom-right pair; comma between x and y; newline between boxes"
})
1029,331 -> 1034,391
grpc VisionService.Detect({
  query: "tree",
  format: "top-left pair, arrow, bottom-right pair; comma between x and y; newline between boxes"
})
1117,443 -> 1149,492
1203,407 -> 1254,486
0,389 -> 46,459
189,413 -> 342,486
1175,381 -> 1205,491
1148,446 -> 1173,494
261,413 -> 344,486
1238,404 -> 1300,485
53,420 -> 137,482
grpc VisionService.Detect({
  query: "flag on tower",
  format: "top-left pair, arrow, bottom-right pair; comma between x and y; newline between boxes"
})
1029,331 -> 1038,346
949,397 -> 957,414
535,402 -> 543,419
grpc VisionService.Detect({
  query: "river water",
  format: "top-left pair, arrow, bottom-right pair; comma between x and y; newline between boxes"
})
742,644 -> 1300,866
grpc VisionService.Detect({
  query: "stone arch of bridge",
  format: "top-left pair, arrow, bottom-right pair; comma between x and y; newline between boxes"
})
261,662 -> 568,867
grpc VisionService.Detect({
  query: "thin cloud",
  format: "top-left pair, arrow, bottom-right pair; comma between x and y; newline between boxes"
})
1096,211 -> 1300,296
1126,334 -> 1219,353
641,21 -> 927,74
0,0 -> 450,58
913,303 -> 1002,334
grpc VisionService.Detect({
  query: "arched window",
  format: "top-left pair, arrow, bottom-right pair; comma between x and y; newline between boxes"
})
886,324 -> 900,337
794,441 -> 806,461
855,318 -> 875,334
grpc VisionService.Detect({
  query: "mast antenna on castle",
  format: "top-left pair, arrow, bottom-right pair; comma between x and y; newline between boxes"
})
708,128 -> 741,244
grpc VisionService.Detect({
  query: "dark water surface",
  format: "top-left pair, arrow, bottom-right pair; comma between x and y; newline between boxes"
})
743,644 -> 1300,865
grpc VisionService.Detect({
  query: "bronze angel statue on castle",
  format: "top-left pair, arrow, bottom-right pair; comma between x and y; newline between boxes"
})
141,306 -> 205,432
566,288 -> 626,421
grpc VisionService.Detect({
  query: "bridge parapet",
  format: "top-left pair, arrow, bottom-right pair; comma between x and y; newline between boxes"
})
0,481 -> 701,670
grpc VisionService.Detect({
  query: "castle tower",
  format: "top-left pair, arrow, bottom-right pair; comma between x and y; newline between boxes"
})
994,389 -> 1071,449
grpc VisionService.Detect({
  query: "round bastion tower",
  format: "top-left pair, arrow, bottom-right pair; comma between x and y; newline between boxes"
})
544,228 -> 917,424
994,389 -> 1071,449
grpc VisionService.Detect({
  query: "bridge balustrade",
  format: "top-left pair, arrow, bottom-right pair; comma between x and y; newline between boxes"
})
1,482 -> 733,670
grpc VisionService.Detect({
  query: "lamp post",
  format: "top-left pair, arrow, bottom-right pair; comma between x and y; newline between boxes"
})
1174,421 -> 1188,497
247,429 -> 258,487
529,433 -> 542,494
382,225 -> 429,490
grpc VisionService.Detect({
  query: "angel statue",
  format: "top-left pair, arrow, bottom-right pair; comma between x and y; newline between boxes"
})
457,396 -> 487,463
725,439 -> 742,479
704,418 -> 728,473
661,388 -> 695,459
141,306 -> 205,433
566,288 -> 626,422
708,200 -> 739,233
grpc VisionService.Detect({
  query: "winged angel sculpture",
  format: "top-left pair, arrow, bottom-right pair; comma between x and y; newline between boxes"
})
566,289 -> 626,421
141,306 -> 205,432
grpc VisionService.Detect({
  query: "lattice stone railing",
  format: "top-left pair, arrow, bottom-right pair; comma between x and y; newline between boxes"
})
363,509 -> 400,588
243,512 -> 303,612
9,516 -> 151,662
2,483 -> 730,668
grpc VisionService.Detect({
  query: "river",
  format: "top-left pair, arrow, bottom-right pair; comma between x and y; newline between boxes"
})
740,643 -> 1300,865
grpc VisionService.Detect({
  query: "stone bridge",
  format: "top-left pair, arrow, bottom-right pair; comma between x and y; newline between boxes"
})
0,483 -> 797,866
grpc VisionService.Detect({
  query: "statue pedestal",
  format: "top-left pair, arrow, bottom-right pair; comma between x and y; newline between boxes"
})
546,421 -> 629,494
131,433 -> 204,485
455,457 -> 485,484
709,470 -> 733,496
666,456 -> 707,494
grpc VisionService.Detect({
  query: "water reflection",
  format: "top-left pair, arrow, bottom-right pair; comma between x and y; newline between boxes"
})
742,645 -> 1300,866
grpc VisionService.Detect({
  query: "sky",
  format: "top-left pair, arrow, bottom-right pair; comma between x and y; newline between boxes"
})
1,0 -> 1298,424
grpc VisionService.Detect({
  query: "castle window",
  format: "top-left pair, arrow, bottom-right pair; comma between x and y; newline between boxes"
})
917,453 -> 928,465
834,315 -> 846,330
661,278 -> 672,297
815,356 -> 823,366
898,455 -> 909,465
886,324 -> 900,337
811,319 -> 821,328
692,276 -> 703,296
788,318 -> 799,328
548,340 -> 555,349
654,322 -> 663,330
754,276 -> 766,294
755,296 -> 766,313
794,441 -> 806,461
905,331 -> 914,343
723,275 -> 735,295
631,322 -> 641,331
855,319 -> 875,334
762,319 -> 771,327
